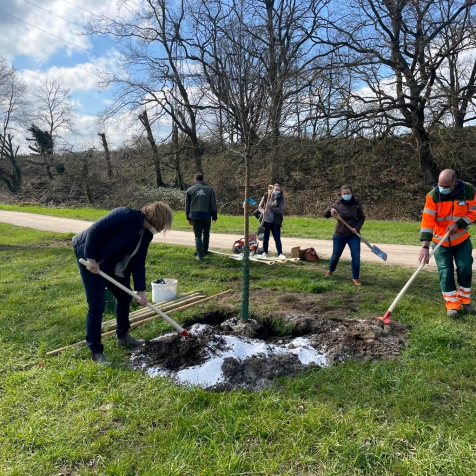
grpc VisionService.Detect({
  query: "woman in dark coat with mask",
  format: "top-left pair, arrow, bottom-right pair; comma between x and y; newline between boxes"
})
258,183 -> 286,258
324,184 -> 366,285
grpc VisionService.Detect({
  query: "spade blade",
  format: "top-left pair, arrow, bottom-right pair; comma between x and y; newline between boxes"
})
371,245 -> 387,261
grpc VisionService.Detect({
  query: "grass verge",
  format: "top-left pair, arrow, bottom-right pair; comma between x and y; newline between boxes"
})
1,223 -> 476,474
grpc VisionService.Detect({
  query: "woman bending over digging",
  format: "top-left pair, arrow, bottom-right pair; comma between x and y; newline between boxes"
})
324,184 -> 366,286
72,202 -> 173,363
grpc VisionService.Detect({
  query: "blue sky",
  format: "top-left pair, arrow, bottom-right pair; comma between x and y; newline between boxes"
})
0,0 -> 144,149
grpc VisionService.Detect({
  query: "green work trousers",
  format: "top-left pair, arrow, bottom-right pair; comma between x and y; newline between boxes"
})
192,218 -> 211,257
433,237 -> 473,308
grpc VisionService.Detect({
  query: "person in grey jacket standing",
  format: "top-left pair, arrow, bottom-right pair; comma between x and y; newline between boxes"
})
257,183 -> 286,259
186,173 -> 217,261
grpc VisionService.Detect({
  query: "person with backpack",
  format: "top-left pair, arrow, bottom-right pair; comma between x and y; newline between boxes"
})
186,173 -> 218,261
324,184 -> 366,285
257,183 -> 286,259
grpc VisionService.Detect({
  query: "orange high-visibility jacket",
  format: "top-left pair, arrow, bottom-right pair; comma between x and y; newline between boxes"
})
420,181 -> 476,247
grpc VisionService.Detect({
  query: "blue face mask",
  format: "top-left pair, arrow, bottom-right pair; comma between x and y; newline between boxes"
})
273,190 -> 281,196
342,194 -> 352,201
438,186 -> 452,195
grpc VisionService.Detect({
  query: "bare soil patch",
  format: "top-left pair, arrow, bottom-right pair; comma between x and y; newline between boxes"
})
130,290 -> 409,391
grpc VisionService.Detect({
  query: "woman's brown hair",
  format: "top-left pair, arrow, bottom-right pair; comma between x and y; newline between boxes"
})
142,201 -> 173,233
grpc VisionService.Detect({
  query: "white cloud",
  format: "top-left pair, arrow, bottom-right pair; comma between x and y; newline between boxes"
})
60,111 -> 144,152
0,0 -> 138,63
18,51 -> 121,92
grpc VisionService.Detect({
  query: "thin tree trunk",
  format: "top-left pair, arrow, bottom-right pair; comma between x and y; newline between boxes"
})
44,157 -> 54,180
241,149 -> 251,321
139,110 -> 164,187
0,134 -> 22,194
413,127 -> 438,183
81,158 -> 93,204
172,122 -> 184,190
191,139 -> 203,174
98,132 -> 113,178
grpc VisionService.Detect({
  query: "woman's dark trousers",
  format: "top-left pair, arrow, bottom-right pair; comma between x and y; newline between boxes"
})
328,234 -> 361,279
76,258 -> 133,354
263,221 -> 283,255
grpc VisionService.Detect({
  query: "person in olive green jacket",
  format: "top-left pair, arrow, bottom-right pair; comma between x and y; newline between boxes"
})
186,173 -> 217,261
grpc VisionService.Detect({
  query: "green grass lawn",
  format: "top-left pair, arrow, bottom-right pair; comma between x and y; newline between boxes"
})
1,223 -> 476,475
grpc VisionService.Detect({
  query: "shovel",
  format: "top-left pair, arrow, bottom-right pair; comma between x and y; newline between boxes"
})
257,185 -> 273,240
334,213 -> 387,261
376,229 -> 451,324
79,259 -> 189,337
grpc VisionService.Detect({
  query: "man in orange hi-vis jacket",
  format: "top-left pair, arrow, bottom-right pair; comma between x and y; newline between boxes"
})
419,169 -> 476,318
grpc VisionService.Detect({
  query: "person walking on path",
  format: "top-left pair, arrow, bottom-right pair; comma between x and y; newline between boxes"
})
419,169 -> 476,318
324,184 -> 366,285
72,202 -> 173,363
186,173 -> 217,261
257,183 -> 286,259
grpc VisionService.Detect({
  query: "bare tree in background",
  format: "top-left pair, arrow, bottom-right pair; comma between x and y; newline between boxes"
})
313,0 -> 476,182
186,0 -> 331,181
138,108 -> 165,186
98,132 -> 113,178
0,58 -> 28,194
26,77 -> 75,179
89,0 -> 205,175
32,77 -> 74,138
429,5 -> 476,128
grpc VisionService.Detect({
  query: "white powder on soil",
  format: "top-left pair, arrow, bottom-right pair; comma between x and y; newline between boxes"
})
142,327 -> 329,388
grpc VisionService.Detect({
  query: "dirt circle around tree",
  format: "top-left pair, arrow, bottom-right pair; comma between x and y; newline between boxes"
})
129,291 -> 409,391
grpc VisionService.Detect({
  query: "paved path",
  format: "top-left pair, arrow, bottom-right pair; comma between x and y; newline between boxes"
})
0,210 -> 439,269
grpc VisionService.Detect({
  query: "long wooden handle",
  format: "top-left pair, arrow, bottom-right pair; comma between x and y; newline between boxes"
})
45,289 -> 231,357
386,230 -> 451,313
334,213 -> 360,236
334,213 -> 376,251
334,213 -> 357,233
259,186 -> 274,226
78,258 -> 187,336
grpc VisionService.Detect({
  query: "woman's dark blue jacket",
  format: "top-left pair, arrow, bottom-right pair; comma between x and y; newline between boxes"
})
72,207 -> 153,291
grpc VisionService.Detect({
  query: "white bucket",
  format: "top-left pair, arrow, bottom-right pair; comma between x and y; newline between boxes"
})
151,279 -> 178,303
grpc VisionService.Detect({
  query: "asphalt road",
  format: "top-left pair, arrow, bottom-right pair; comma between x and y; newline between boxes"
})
0,210 -> 439,269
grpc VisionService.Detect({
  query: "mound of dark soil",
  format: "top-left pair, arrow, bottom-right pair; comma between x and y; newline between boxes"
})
130,312 -> 409,391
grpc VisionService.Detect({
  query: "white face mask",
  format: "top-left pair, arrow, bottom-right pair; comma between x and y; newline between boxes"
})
149,227 -> 158,235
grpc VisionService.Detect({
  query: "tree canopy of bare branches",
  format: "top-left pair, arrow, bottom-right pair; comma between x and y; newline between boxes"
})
0,57 -> 28,194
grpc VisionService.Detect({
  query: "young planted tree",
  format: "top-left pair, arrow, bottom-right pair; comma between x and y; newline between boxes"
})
186,0 -> 331,181
185,1 -> 270,319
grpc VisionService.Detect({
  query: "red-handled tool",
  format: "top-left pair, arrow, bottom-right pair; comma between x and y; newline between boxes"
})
376,230 -> 451,324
